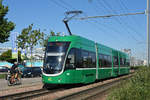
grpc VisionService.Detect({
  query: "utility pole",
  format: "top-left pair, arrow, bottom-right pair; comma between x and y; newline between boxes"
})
147,0 -> 150,67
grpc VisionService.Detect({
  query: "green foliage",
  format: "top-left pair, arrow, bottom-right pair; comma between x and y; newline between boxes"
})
50,30 -> 55,36
56,32 -> 60,36
0,50 -> 22,63
130,66 -> 141,70
39,32 -> 49,48
0,49 -> 12,61
107,67 -> 150,100
0,73 -> 6,79
0,0 -> 15,43
17,24 -> 43,66
17,27 -> 29,50
18,24 -> 42,49
39,30 -> 60,49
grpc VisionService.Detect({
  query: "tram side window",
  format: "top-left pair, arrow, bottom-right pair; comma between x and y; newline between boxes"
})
124,59 -> 126,66
122,58 -> 125,66
76,49 -> 96,68
108,56 -> 112,67
126,59 -> 130,66
99,54 -> 104,67
76,48 -> 82,68
89,52 -> 96,68
87,55 -> 92,67
65,48 -> 76,69
120,58 -> 127,67
120,58 -> 123,67
104,55 -> 108,67
98,54 -> 102,67
99,54 -> 111,67
113,57 -> 119,67
81,50 -> 89,68
104,55 -> 111,67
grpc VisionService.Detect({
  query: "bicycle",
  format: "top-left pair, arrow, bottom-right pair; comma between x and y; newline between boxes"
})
6,70 -> 22,86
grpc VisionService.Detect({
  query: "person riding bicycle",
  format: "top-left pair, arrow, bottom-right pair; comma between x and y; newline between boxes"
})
10,62 -> 20,83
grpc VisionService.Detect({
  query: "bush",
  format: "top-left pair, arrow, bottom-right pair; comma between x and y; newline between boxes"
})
130,66 -> 144,70
107,67 -> 150,100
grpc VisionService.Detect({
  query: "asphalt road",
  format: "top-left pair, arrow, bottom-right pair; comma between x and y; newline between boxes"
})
0,77 -> 42,91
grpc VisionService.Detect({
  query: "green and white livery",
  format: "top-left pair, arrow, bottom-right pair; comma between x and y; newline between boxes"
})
42,35 -> 130,86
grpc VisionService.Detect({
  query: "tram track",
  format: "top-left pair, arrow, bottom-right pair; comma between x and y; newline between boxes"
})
56,74 -> 132,100
0,72 -> 134,100
0,88 -> 65,100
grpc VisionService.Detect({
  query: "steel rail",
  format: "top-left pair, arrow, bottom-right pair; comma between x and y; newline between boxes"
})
0,72 -> 134,100
56,74 -> 132,100
0,88 -> 65,100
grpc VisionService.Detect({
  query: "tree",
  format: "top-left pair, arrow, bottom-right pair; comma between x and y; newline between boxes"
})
0,49 -> 12,61
17,24 -> 43,67
56,32 -> 60,36
17,28 -> 29,50
17,25 -> 31,59
0,50 -> 22,63
50,30 -> 55,36
39,30 -> 61,50
0,0 -> 15,43
39,32 -> 49,49
40,31 -> 54,48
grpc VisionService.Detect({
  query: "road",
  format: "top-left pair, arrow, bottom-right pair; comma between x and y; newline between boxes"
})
0,77 -> 42,91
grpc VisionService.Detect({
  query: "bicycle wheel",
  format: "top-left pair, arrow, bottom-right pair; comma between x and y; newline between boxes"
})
17,74 -> 22,85
7,77 -> 12,86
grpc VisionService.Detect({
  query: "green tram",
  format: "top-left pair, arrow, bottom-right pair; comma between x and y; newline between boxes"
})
42,35 -> 130,87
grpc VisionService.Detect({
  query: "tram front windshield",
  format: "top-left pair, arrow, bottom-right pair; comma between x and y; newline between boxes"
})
43,42 -> 70,74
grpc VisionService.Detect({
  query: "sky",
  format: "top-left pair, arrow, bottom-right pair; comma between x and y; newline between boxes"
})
1,0 -> 147,60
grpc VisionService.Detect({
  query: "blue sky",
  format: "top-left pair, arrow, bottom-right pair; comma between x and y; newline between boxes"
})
1,0 -> 147,60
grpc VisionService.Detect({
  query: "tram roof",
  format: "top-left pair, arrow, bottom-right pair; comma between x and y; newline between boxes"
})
48,35 -> 128,57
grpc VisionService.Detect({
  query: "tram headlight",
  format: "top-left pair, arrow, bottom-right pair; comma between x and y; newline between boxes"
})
58,78 -> 62,82
58,58 -> 62,62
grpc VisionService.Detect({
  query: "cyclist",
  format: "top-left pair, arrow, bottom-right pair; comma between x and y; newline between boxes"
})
10,62 -> 20,83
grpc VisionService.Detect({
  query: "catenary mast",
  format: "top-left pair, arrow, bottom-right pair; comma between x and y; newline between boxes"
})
147,0 -> 150,66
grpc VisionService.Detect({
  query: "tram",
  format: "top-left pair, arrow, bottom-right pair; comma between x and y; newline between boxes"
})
42,35 -> 130,87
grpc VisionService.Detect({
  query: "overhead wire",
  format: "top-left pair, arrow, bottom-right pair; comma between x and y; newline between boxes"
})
58,0 -> 129,45
49,0 -> 139,46
101,0 -> 145,59
57,0 -> 116,43
120,0 -> 145,29
117,0 -> 145,39
58,0 -> 76,10
86,0 -> 133,45
89,0 -> 145,59
98,0 -> 142,43
50,0 -> 69,11
102,0 -> 144,40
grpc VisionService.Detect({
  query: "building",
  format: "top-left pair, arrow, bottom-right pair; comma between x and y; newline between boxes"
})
130,57 -> 144,66
26,47 -> 45,60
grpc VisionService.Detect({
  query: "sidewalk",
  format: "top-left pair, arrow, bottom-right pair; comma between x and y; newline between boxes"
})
0,77 -> 42,91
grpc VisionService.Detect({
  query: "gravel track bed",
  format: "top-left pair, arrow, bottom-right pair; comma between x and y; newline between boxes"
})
33,75 -> 131,100
0,83 -> 43,97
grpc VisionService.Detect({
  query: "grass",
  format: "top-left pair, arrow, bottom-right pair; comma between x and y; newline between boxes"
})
0,73 -> 6,79
107,66 -> 150,100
